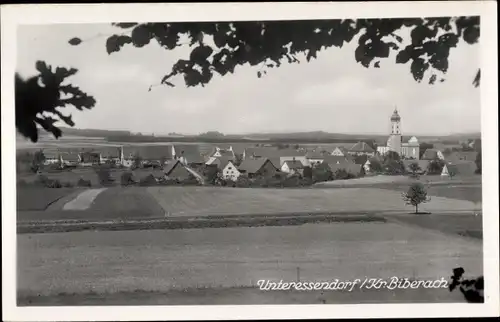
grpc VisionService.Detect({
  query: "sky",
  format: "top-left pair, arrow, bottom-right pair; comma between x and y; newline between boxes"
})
16,22 -> 480,136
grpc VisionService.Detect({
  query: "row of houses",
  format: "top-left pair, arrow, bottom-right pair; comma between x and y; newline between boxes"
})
362,150 -> 479,176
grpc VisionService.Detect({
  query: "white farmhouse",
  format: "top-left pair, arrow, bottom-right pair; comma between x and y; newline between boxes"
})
222,161 -> 240,181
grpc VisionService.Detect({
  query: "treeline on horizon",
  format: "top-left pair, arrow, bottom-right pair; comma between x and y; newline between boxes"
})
104,135 -> 381,145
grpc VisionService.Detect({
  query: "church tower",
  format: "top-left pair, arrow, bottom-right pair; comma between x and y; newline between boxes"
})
387,107 -> 402,155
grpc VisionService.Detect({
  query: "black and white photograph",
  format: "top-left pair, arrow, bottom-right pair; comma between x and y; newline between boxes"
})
2,2 -> 499,320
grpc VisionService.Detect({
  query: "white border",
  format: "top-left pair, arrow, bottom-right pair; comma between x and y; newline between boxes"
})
2,1 -> 498,320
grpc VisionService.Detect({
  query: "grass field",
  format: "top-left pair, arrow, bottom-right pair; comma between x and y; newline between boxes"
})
146,186 -> 479,218
16,188 -> 79,211
17,222 -> 482,302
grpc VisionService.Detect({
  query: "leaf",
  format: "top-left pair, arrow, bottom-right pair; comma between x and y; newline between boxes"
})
410,57 -> 429,82
112,22 -> 139,29
131,25 -> 152,47
257,71 -> 262,78
190,45 -> 214,64
374,61 -> 380,68
68,37 -> 82,46
463,25 -> 479,45
473,69 -> 480,87
106,35 -> 133,54
429,74 -> 437,85
395,49 -> 411,64
164,81 -> 175,87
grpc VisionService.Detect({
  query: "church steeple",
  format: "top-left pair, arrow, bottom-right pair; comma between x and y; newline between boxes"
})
391,107 -> 401,122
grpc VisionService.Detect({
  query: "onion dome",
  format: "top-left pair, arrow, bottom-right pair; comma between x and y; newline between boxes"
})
391,108 -> 401,122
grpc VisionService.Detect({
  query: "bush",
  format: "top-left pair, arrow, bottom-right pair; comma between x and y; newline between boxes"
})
333,169 -> 356,180
120,171 -> 136,186
96,168 -> 114,186
62,181 -> 75,188
235,176 -> 251,188
77,178 -> 92,187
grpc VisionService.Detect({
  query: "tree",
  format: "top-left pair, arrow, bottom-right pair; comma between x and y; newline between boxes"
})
385,159 -> 405,175
368,159 -> 383,173
448,167 -> 457,179
120,171 -> 136,186
17,17 -> 479,142
427,158 -> 445,175
96,167 -> 114,186
475,149 -> 482,174
384,151 -> 401,162
402,182 -> 431,214
30,150 -> 46,173
303,166 -> 313,179
408,162 -> 422,177
132,153 -> 143,169
354,154 -> 368,165
76,18 -> 479,89
15,61 -> 96,142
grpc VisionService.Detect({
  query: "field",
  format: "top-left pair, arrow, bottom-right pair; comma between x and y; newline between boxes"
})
16,188 -> 81,211
17,221 -> 482,304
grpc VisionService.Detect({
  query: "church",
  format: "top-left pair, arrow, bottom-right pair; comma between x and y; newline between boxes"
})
377,108 -> 420,159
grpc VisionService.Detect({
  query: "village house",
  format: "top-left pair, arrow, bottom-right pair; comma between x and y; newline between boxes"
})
59,152 -> 81,166
99,146 -> 123,164
222,160 -> 241,181
42,150 -> 62,165
163,159 -> 196,181
305,150 -> 327,166
78,149 -> 101,165
421,148 -> 445,161
348,141 -> 376,157
441,160 -> 477,177
172,145 -> 206,167
211,146 -> 236,159
121,145 -> 173,168
331,146 -> 349,156
281,159 -> 305,175
238,158 -> 278,179
243,147 -> 308,168
323,155 -> 352,165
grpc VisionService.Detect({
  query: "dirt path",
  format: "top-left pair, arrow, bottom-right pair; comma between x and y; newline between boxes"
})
62,188 -> 107,210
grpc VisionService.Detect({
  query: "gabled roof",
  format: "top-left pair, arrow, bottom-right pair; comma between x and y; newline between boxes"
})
447,151 -> 478,162
421,148 -> 442,160
244,147 -> 305,158
444,160 -> 477,176
238,158 -> 275,174
306,151 -> 326,159
209,156 -> 235,169
173,145 -> 205,163
163,160 -> 189,176
222,160 -> 239,171
99,146 -> 122,158
349,142 -> 375,153
60,152 -> 80,162
283,160 -> 304,170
